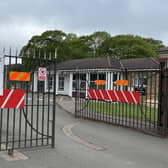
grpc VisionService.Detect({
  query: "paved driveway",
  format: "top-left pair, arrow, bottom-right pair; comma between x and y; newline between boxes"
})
0,105 -> 168,168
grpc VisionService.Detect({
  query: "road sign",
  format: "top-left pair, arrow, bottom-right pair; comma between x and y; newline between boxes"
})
38,67 -> 47,81
88,89 -> 140,104
0,56 -> 4,96
0,89 -> 25,108
9,71 -> 30,81
115,80 -> 128,86
95,80 -> 106,85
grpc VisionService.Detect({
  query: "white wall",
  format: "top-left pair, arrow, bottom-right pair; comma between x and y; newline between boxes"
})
56,72 -> 73,96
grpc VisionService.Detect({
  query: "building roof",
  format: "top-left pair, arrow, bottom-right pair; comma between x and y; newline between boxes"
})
121,58 -> 159,70
56,57 -> 160,71
159,47 -> 168,53
57,57 -> 121,70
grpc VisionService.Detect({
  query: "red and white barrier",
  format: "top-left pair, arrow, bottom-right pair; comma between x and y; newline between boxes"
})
0,89 -> 25,109
88,89 -> 140,104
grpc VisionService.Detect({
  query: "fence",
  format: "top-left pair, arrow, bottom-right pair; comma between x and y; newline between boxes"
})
0,50 -> 56,152
74,68 -> 168,136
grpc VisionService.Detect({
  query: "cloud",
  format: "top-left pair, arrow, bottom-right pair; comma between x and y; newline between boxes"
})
0,0 -> 168,52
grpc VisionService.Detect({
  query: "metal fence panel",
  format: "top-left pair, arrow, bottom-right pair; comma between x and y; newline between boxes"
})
0,53 -> 56,152
75,69 -> 165,136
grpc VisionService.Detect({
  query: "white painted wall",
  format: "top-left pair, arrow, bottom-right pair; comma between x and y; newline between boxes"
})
56,72 -> 72,96
33,72 -> 38,92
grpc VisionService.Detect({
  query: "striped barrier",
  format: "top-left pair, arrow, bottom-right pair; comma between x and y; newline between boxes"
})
88,89 -> 140,104
0,89 -> 25,108
9,71 -> 30,81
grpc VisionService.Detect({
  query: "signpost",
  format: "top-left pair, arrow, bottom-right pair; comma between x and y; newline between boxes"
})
38,67 -> 47,81
0,56 -> 4,96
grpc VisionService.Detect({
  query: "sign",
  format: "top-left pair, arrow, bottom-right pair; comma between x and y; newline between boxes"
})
115,80 -> 128,86
88,89 -> 140,104
9,71 -> 30,81
0,89 -> 25,108
38,67 -> 47,81
95,80 -> 106,85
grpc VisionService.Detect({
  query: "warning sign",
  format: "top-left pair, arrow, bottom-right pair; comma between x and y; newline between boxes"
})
94,80 -> 106,85
38,67 -> 47,81
9,71 -> 31,81
0,56 -> 4,96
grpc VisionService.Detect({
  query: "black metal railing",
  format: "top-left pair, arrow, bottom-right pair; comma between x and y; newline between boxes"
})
75,69 -> 166,136
0,51 -> 56,152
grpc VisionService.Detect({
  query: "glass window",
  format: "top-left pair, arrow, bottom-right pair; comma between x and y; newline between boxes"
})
99,73 -> 106,80
58,75 -> 64,91
48,76 -> 53,90
133,77 -> 147,87
90,73 -> 106,89
72,73 -> 86,91
113,73 -> 117,82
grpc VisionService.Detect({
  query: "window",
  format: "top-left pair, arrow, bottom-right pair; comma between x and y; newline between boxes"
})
133,77 -> 147,95
48,76 -> 53,90
133,77 -> 147,87
58,75 -> 64,91
113,73 -> 117,82
90,73 -> 106,89
72,74 -> 86,91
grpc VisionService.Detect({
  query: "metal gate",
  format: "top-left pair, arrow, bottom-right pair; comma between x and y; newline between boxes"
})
74,67 -> 168,136
0,50 -> 56,151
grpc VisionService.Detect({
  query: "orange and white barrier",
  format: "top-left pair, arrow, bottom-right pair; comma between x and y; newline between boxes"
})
0,89 -> 25,108
88,89 -> 140,104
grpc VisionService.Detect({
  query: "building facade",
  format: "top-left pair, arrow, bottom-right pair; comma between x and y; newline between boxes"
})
32,57 -> 160,97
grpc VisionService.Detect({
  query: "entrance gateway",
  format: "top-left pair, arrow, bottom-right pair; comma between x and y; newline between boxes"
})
0,51 -> 56,152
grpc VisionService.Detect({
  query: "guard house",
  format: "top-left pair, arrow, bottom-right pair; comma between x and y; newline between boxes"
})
32,56 -> 160,97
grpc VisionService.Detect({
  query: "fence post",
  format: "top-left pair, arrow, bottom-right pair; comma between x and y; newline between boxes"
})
52,59 -> 56,148
159,60 -> 168,136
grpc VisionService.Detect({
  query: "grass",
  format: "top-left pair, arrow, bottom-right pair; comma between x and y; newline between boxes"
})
81,100 -> 158,122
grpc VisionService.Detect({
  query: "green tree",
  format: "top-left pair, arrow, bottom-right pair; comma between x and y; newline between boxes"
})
99,35 -> 164,59
21,31 -> 165,63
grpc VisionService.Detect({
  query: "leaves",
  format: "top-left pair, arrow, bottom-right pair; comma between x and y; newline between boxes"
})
21,30 -> 165,62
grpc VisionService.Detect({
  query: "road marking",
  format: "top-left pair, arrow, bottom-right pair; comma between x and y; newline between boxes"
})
0,145 -> 28,161
63,123 -> 104,151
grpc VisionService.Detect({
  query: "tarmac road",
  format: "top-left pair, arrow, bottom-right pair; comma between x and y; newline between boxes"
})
0,105 -> 168,168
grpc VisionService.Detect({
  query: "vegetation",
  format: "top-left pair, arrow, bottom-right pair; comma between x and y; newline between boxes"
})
21,30 -> 165,62
85,101 -> 158,122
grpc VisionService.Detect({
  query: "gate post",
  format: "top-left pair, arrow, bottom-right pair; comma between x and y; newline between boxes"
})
158,58 -> 168,136
52,58 -> 56,148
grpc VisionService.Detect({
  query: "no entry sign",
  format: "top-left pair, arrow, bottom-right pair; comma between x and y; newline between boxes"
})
38,67 -> 47,81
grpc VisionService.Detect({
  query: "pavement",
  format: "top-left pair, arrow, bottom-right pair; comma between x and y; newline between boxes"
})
56,95 -> 75,115
0,96 -> 168,168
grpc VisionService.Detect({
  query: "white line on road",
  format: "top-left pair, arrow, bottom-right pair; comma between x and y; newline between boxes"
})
63,123 -> 105,151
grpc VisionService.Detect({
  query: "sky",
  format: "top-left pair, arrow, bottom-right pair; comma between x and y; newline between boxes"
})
0,0 -> 168,53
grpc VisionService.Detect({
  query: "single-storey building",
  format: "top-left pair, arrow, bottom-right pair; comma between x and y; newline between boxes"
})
32,56 -> 160,98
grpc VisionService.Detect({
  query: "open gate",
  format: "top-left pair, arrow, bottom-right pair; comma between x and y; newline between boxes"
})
75,66 -> 168,137
0,51 -> 56,152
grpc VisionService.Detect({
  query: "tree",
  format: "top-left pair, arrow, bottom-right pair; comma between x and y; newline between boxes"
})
99,35 -> 164,59
21,30 -> 165,63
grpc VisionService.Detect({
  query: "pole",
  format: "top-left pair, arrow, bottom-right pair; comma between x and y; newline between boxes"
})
52,49 -> 57,148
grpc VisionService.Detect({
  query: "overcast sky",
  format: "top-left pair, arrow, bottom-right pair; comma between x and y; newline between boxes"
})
0,0 -> 168,52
